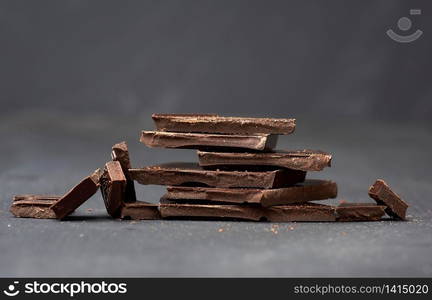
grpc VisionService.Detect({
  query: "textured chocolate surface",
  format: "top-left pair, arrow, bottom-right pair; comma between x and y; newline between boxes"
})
368,179 -> 408,220
50,169 -> 102,219
140,131 -> 278,151
100,161 -> 127,217
159,202 -> 387,222
336,203 -> 386,221
10,195 -> 60,219
265,204 -> 337,222
130,162 -> 306,188
160,203 -> 264,221
153,113 -> 218,118
152,113 -> 296,135
160,203 -> 337,222
198,150 -> 332,171
120,201 -> 161,220
111,141 -> 136,202
13,195 -> 61,202
164,179 -> 337,206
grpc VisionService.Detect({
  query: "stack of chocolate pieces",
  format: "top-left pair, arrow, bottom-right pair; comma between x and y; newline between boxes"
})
124,114 -> 382,222
10,114 -> 409,222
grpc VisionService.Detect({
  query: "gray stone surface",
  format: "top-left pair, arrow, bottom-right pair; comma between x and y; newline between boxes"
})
1,115 -> 431,277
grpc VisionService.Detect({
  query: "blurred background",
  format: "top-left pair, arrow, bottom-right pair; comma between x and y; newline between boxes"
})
1,0 -> 431,276
1,0 -> 431,119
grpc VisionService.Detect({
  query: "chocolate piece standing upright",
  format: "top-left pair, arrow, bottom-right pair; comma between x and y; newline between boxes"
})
336,203 -> 386,221
368,179 -> 408,220
120,201 -> 161,220
10,195 -> 60,219
152,114 -> 296,135
159,203 -> 337,222
111,141 -> 136,202
164,179 -> 337,207
130,162 -> 306,188
100,161 -> 127,217
197,150 -> 332,171
140,131 -> 278,151
50,169 -> 103,219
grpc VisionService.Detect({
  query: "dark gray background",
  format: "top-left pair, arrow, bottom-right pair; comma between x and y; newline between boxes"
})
1,0 -> 431,277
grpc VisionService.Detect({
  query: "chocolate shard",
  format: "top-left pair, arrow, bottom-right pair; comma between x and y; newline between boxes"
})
164,186 -> 263,205
154,113 -> 218,118
159,197 -> 231,205
368,179 -> 408,220
129,162 -> 306,188
140,131 -> 278,151
10,195 -> 60,219
264,204 -> 337,222
100,161 -> 127,217
120,201 -> 161,220
111,141 -> 136,202
164,179 -> 337,207
159,203 -> 337,222
336,203 -> 386,221
198,150 -> 332,171
50,169 -> 103,219
152,114 -> 296,135
13,194 -> 61,202
160,203 -> 264,221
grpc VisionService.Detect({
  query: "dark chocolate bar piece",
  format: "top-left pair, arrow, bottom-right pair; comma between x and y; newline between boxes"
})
164,179 -> 337,207
120,201 -> 161,220
13,195 -> 61,202
368,179 -> 408,220
160,203 -> 264,221
198,150 -> 332,171
152,114 -> 296,135
159,203 -> 337,222
154,113 -> 218,118
336,203 -> 386,221
100,161 -> 127,217
111,141 -> 136,202
129,162 -> 306,188
265,204 -> 337,222
50,169 -> 103,219
140,131 -> 278,151
10,195 -> 60,219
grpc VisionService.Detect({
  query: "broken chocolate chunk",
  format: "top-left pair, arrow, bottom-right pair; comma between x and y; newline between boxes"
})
100,161 -> 127,217
10,195 -> 60,219
111,141 -> 136,202
164,179 -> 337,207
50,169 -> 103,219
129,162 -> 306,188
152,114 -> 296,135
140,131 -> 278,151
336,203 -> 386,221
13,195 -> 61,202
120,201 -> 161,220
368,179 -> 408,220
160,203 -> 263,221
159,203 -> 337,222
197,150 -> 332,171
264,204 -> 337,222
